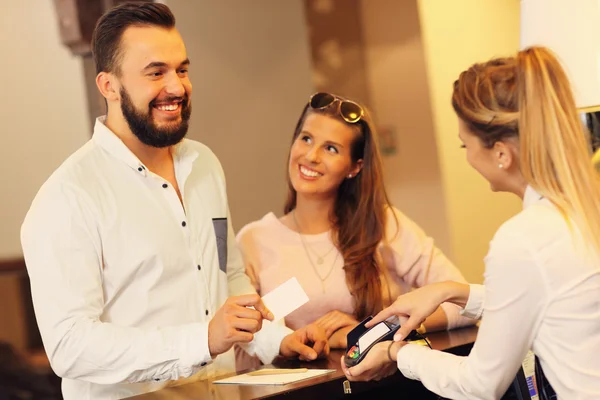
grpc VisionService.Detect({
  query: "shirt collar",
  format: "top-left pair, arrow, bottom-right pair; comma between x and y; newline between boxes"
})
92,116 -> 198,176
523,185 -> 544,209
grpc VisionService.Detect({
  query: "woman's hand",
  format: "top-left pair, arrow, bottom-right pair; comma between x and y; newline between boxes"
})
341,341 -> 405,382
366,282 -> 457,341
314,310 -> 358,338
280,323 -> 330,361
327,325 -> 355,349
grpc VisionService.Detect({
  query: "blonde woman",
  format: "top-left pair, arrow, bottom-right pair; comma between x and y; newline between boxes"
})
342,47 -> 600,399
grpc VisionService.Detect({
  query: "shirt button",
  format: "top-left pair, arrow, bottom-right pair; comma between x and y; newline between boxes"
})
138,167 -> 143,172
205,310 -> 209,316
162,183 -> 168,188
181,221 -> 187,227
197,264 -> 201,271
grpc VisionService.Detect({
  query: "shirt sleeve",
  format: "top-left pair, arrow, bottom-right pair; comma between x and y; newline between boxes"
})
395,225 -> 547,399
385,208 -> 474,329
460,284 -> 485,320
244,320 -> 293,364
21,182 -> 213,385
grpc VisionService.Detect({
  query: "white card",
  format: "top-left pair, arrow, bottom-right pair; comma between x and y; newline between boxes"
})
261,277 -> 309,321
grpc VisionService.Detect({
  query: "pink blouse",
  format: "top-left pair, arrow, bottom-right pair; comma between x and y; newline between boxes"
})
236,207 -> 472,330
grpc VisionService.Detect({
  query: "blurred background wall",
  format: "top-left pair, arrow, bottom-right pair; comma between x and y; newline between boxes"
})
300,0 -> 522,282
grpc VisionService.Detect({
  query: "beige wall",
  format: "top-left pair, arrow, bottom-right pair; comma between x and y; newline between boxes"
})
167,0 -> 314,231
0,1 -> 313,257
303,0 -> 371,105
0,1 -> 89,348
417,0 -> 522,283
360,0 -> 452,256
0,0 -> 90,259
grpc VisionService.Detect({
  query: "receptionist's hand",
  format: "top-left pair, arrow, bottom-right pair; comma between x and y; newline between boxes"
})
341,341 -> 404,382
367,283 -> 448,341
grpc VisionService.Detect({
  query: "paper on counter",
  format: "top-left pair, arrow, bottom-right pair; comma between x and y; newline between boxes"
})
213,369 -> 335,386
261,277 -> 309,321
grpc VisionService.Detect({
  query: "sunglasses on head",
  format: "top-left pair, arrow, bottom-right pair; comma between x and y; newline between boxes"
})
308,92 -> 364,124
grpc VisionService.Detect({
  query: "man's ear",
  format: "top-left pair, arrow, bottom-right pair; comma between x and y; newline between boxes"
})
96,72 -> 119,102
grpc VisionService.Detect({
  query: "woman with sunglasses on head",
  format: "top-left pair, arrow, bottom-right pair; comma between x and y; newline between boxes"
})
236,92 -> 475,360
342,47 -> 600,399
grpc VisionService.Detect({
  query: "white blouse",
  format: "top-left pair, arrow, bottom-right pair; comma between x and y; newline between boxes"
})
396,186 -> 600,399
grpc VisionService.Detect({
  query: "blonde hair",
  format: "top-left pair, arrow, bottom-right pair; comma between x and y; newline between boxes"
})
452,46 -> 600,254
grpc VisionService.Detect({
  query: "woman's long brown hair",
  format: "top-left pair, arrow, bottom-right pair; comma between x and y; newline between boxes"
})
284,100 -> 395,319
452,46 -> 600,255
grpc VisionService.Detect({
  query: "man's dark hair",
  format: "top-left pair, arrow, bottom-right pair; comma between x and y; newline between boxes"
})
91,2 -> 176,75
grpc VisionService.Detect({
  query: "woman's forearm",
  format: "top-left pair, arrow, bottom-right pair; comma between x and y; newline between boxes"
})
439,281 -> 471,308
422,306 -> 448,333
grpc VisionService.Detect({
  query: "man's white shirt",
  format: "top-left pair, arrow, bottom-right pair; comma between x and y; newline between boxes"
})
21,118 -> 290,399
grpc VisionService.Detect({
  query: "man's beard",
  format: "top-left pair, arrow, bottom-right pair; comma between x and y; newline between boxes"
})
120,86 -> 192,148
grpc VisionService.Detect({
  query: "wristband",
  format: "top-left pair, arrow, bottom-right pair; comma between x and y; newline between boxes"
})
387,341 -> 396,362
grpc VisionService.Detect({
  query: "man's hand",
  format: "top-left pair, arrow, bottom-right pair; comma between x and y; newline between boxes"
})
208,294 -> 274,357
280,324 -> 330,361
341,341 -> 405,382
314,310 -> 358,338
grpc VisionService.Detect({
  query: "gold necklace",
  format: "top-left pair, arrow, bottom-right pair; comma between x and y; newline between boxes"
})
313,244 -> 336,265
293,210 -> 335,265
293,210 -> 339,293
291,210 -> 336,263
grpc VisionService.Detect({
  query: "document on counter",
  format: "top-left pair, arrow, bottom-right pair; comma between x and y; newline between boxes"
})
213,368 -> 335,386
261,277 -> 309,321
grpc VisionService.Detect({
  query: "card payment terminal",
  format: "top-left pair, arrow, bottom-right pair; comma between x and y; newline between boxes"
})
344,316 -> 418,368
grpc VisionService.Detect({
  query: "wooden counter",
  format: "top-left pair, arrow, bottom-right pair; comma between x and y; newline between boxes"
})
130,326 -> 478,400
